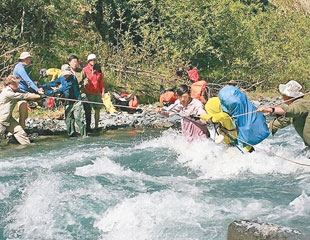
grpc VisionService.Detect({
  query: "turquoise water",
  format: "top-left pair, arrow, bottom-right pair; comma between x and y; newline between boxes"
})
0,127 -> 310,239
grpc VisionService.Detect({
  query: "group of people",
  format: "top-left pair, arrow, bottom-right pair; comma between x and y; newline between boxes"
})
157,78 -> 310,152
0,51 -> 106,145
0,51 -> 309,152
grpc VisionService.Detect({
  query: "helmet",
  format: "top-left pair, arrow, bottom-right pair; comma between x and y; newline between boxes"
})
87,54 -> 97,61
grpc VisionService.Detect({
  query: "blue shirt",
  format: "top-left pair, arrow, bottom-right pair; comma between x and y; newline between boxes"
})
43,75 -> 81,101
13,62 -> 39,93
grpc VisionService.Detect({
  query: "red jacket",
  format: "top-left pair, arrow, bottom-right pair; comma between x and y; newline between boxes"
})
83,63 -> 105,95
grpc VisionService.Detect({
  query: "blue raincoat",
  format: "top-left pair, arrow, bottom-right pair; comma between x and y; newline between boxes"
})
218,85 -> 270,146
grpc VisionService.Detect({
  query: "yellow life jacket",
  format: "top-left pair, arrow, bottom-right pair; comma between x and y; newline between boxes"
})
103,92 -> 117,114
200,97 -> 238,145
46,68 -> 62,81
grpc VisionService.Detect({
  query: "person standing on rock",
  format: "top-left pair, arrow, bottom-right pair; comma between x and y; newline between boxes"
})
82,54 -> 105,131
0,75 -> 41,145
42,64 -> 86,137
257,80 -> 310,147
157,84 -> 210,142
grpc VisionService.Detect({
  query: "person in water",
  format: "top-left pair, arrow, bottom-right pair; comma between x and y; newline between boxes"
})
157,84 -> 210,142
257,80 -> 310,147
0,75 -> 41,145
200,97 -> 238,145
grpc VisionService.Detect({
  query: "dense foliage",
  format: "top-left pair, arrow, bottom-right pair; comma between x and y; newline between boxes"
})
1,0 -> 310,97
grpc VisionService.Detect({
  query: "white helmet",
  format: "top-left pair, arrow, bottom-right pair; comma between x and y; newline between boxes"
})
87,54 -> 97,62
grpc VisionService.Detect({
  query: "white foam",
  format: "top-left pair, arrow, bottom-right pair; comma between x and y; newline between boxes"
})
0,145 -> 120,176
4,174 -> 72,239
94,189 -> 275,240
133,128 -> 310,179
0,182 -> 16,200
75,156 -> 146,180
289,190 -> 310,216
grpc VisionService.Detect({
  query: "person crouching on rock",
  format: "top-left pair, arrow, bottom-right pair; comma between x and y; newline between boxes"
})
0,75 -> 41,145
42,64 -> 86,137
156,84 -> 210,142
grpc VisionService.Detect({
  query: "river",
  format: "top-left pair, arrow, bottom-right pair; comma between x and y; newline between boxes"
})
0,126 -> 310,239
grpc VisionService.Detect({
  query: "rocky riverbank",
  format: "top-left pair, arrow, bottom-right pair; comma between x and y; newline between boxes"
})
25,105 -> 180,135
24,97 -> 283,136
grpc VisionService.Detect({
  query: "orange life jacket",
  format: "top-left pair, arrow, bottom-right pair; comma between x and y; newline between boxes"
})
186,69 -> 200,82
191,80 -> 207,103
159,91 -> 177,105
120,93 -> 138,109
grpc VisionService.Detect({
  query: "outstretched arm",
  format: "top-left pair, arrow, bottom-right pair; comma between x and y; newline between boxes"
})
256,106 -> 286,115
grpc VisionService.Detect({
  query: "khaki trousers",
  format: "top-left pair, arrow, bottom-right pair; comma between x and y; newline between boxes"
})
0,118 -> 30,145
17,100 -> 28,128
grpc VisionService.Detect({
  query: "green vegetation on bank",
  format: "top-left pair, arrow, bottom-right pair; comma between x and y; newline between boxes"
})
1,0 -> 310,99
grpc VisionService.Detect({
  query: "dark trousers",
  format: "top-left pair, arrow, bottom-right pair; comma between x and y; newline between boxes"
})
83,103 -> 91,132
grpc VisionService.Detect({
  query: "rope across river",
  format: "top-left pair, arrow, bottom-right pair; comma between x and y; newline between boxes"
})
41,94 -> 310,167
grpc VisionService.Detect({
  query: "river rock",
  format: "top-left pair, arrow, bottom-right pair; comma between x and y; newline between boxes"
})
227,220 -> 309,240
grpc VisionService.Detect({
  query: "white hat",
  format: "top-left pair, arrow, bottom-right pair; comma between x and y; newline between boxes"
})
19,52 -> 32,60
279,80 -> 304,98
87,54 -> 96,61
61,64 -> 72,76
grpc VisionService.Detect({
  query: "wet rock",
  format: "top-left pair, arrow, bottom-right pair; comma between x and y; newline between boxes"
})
227,220 -> 309,240
24,99 -> 278,136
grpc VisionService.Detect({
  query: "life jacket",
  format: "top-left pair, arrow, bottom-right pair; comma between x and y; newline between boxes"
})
120,93 -> 138,110
186,69 -> 200,82
159,91 -> 177,106
218,85 -> 270,146
200,97 -> 237,145
46,68 -> 62,81
191,80 -> 207,103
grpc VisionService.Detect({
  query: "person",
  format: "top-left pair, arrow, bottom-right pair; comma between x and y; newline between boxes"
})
218,85 -> 270,152
200,97 -> 238,146
157,84 -> 210,142
68,55 -> 81,77
82,54 -> 105,131
13,52 -> 44,128
0,75 -> 41,145
159,90 -> 178,106
42,64 -> 86,137
40,68 -> 62,82
257,80 -> 310,147
13,52 -> 44,94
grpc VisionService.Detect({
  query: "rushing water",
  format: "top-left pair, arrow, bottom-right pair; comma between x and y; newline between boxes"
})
0,126 -> 310,240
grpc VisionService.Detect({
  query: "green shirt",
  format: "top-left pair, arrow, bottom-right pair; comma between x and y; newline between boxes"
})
269,98 -> 310,146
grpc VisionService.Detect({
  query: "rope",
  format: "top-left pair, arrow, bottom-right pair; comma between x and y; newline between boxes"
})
43,95 -> 141,110
222,129 -> 310,167
230,92 -> 310,119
